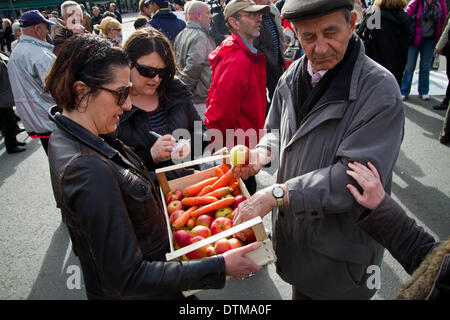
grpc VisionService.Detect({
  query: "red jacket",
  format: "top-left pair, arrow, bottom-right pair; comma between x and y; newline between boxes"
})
205,33 -> 267,149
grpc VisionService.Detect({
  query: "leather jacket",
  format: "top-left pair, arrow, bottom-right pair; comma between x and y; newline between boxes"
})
47,106 -> 226,299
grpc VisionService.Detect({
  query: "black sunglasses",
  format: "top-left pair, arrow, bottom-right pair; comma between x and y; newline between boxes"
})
90,84 -> 132,106
132,62 -> 169,79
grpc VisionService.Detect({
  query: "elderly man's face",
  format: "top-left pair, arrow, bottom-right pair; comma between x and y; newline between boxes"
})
293,10 -> 356,72
64,5 -> 84,33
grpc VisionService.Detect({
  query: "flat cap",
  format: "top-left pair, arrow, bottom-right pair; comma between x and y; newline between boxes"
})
281,0 -> 354,22
224,0 -> 270,21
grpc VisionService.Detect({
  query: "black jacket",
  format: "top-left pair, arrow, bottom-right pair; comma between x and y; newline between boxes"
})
48,106 -> 226,300
357,195 -> 449,300
358,8 -> 412,86
117,79 -> 208,180
211,11 -> 229,47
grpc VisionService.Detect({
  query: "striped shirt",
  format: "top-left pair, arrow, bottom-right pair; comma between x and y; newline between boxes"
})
146,104 -> 170,136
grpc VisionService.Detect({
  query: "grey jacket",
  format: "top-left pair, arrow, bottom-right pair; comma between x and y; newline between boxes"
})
174,21 -> 215,104
7,35 -> 56,134
257,38 -> 405,299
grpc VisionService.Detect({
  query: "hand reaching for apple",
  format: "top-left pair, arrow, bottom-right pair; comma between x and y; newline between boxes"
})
150,135 -> 176,162
222,241 -> 263,279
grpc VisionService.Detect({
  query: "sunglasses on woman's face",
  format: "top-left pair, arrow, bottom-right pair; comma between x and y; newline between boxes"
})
132,62 -> 169,79
90,84 -> 132,106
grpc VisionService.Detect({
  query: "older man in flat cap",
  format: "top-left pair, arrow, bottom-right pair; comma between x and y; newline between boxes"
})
232,0 -> 405,299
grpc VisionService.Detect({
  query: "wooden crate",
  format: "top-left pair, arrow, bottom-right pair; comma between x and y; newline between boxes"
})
155,154 -> 277,266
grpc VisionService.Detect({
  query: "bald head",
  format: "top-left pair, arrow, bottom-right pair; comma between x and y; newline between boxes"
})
187,1 -> 212,27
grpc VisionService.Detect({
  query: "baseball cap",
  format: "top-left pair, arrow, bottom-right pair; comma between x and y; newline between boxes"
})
224,0 -> 270,21
19,10 -> 56,28
144,0 -> 168,4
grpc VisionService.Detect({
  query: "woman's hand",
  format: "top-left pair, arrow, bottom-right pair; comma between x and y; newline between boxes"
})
170,139 -> 191,160
222,241 -> 263,279
150,135 -> 176,163
346,161 -> 385,210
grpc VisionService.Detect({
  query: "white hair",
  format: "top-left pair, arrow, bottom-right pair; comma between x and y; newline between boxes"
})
186,0 -> 208,18
61,1 -> 81,18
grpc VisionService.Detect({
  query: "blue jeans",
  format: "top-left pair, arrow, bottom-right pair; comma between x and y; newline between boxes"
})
401,39 -> 436,96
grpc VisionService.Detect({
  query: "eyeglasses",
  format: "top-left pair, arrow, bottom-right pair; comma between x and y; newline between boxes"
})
90,84 -> 132,106
132,62 -> 169,79
238,12 -> 263,20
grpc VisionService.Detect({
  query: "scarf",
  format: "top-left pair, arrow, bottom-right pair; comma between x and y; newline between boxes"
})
295,35 -> 360,127
422,0 -> 442,22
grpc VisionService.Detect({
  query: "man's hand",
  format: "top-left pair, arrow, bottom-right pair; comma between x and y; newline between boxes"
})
232,187 -> 276,240
346,161 -> 385,210
233,148 -> 271,181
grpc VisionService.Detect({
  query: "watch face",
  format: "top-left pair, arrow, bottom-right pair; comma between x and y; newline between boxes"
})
273,186 -> 284,198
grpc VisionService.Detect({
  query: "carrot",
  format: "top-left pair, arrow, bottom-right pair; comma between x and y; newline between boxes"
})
183,177 -> 218,197
219,163 -> 230,173
210,169 -> 234,191
232,188 -> 241,196
197,184 -> 214,197
181,196 -> 218,206
228,181 -> 240,192
203,187 -> 233,199
214,167 -> 224,178
186,216 -> 197,229
191,197 -> 235,217
172,206 -> 198,230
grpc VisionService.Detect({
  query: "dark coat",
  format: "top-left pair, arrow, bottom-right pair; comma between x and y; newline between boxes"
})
148,9 -> 186,43
48,106 -> 226,299
117,79 -> 207,180
357,195 -> 449,300
359,8 -> 412,87
0,52 -> 14,109
210,11 -> 229,47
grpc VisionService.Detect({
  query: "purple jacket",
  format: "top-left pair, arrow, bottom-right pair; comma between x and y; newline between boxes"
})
407,0 -> 447,46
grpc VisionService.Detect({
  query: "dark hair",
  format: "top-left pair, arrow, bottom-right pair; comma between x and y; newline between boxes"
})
134,17 -> 148,29
45,33 -> 129,111
122,27 -> 179,97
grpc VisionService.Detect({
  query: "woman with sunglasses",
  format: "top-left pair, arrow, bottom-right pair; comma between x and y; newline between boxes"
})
44,34 -> 262,300
118,27 -> 207,180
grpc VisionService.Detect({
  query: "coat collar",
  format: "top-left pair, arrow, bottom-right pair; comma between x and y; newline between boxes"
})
49,106 -> 118,159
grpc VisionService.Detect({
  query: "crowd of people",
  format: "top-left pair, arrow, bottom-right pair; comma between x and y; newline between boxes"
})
0,0 -> 448,300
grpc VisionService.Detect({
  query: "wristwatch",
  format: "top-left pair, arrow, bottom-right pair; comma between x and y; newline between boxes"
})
272,185 -> 285,207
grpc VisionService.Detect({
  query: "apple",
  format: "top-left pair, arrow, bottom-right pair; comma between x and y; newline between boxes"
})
191,225 -> 212,239
210,217 -> 233,235
173,230 -> 193,248
165,189 -> 183,204
215,206 -> 233,219
231,195 -> 247,210
186,236 -> 208,260
167,200 -> 184,216
229,238 -> 243,249
234,227 -> 256,243
214,238 -> 232,254
229,145 -> 250,167
206,245 -> 216,257
169,209 -> 184,226
196,214 -> 214,228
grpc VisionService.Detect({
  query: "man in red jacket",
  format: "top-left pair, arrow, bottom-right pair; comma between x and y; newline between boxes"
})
205,0 -> 269,194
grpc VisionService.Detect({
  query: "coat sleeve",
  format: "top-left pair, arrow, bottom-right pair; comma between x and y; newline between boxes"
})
357,195 -> 437,275
436,14 -> 450,51
284,75 -> 405,219
62,156 -> 226,298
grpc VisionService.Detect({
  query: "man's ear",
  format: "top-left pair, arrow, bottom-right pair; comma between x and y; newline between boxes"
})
227,17 -> 239,32
349,11 -> 357,34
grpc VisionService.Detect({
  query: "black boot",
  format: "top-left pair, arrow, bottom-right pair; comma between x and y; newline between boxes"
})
433,103 -> 448,110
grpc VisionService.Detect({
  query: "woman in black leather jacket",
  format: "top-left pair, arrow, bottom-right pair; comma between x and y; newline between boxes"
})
44,34 -> 261,300
118,27 -> 208,181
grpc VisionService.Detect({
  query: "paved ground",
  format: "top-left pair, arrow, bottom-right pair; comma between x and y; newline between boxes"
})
0,13 -> 449,300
